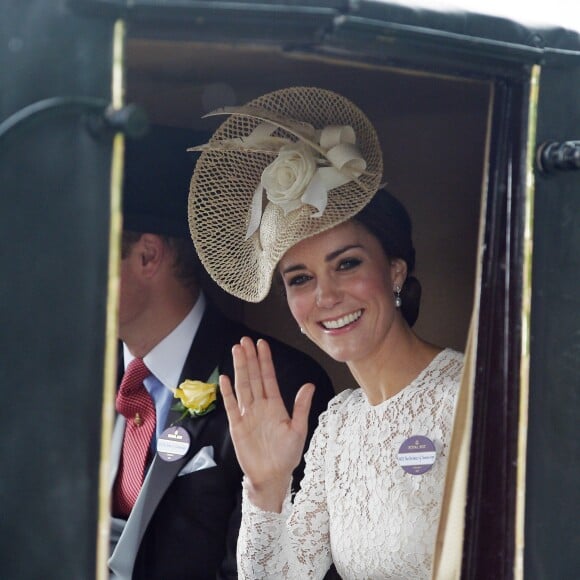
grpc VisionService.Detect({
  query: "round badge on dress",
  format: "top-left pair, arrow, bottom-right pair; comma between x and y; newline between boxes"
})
157,426 -> 191,462
397,435 -> 437,475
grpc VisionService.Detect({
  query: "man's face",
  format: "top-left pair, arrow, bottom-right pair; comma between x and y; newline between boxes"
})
118,235 -> 149,341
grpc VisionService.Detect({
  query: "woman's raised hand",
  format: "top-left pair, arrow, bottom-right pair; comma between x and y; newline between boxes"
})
220,337 -> 315,512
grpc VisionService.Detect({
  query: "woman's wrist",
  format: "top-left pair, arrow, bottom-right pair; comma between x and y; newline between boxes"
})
243,475 -> 292,513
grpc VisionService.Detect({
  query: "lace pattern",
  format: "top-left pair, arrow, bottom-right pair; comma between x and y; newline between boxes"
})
238,349 -> 464,579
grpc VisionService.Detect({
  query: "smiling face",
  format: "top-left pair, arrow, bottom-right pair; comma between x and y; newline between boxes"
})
279,220 -> 407,364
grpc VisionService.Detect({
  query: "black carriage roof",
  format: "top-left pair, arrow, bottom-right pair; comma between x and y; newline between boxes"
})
359,1 -> 578,43
74,0 -> 580,58
352,0 -> 580,54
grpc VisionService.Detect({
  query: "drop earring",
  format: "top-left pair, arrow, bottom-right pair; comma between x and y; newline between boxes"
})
300,327 -> 305,334
394,285 -> 402,309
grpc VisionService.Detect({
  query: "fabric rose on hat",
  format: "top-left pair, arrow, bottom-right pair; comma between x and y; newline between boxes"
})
243,123 -> 367,240
261,142 -> 317,214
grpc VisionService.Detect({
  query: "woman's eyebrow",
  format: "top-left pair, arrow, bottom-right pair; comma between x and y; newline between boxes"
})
282,244 -> 363,275
325,244 -> 362,262
281,263 -> 305,275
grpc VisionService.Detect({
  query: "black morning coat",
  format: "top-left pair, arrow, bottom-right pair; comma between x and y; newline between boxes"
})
109,304 -> 335,579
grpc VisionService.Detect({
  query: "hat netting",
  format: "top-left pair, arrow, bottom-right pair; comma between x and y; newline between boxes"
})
189,86 -> 383,302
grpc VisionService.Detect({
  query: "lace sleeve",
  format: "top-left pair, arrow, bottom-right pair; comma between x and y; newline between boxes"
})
237,406 -> 334,580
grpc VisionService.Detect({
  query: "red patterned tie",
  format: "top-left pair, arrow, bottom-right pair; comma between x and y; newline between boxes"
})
113,358 -> 156,518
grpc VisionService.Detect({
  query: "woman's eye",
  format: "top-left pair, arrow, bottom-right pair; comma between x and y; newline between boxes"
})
287,274 -> 311,287
337,257 -> 362,271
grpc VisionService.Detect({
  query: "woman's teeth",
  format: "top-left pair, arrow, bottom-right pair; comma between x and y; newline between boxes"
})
321,310 -> 362,330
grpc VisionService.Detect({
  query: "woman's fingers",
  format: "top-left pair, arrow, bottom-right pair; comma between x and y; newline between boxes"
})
229,337 -> 290,422
219,374 -> 242,426
291,383 -> 315,438
256,339 -> 282,400
240,336 -> 267,403
231,342 -> 255,412
221,343 -> 312,491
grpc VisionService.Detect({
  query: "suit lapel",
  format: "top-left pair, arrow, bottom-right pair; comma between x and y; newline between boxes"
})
177,304 -> 239,395
109,416 -> 125,489
110,344 -> 125,489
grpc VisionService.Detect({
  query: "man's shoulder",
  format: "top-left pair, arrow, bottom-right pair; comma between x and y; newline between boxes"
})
206,307 -> 318,365
268,336 -> 312,360
244,327 -> 320,368
203,306 -> 334,393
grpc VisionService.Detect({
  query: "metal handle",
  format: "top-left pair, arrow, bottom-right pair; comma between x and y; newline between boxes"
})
536,140 -> 580,173
0,97 -> 149,144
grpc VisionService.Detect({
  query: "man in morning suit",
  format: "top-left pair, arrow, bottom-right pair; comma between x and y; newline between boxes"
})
108,125 -> 335,579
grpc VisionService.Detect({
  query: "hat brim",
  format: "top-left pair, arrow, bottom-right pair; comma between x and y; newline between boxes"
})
189,87 -> 383,302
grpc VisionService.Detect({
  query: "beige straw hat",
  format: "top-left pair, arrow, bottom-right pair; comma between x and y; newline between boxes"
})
188,86 -> 383,302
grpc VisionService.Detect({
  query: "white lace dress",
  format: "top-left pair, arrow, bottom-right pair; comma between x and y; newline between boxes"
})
237,348 -> 464,579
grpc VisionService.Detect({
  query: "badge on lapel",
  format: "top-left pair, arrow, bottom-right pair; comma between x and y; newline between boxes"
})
156,367 -> 220,463
157,426 -> 191,462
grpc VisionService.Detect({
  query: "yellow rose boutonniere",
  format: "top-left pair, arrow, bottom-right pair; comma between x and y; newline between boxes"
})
173,367 -> 219,419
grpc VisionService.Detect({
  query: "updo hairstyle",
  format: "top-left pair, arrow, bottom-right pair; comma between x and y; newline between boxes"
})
353,189 -> 422,327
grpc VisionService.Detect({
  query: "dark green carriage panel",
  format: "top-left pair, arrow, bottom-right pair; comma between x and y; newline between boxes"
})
0,2 -> 115,578
526,64 -> 580,579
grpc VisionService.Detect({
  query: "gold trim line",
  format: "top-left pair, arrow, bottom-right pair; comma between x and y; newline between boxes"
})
514,63 -> 541,580
96,18 -> 125,580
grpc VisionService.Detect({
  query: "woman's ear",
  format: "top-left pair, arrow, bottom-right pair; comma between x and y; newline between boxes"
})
390,258 -> 408,287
